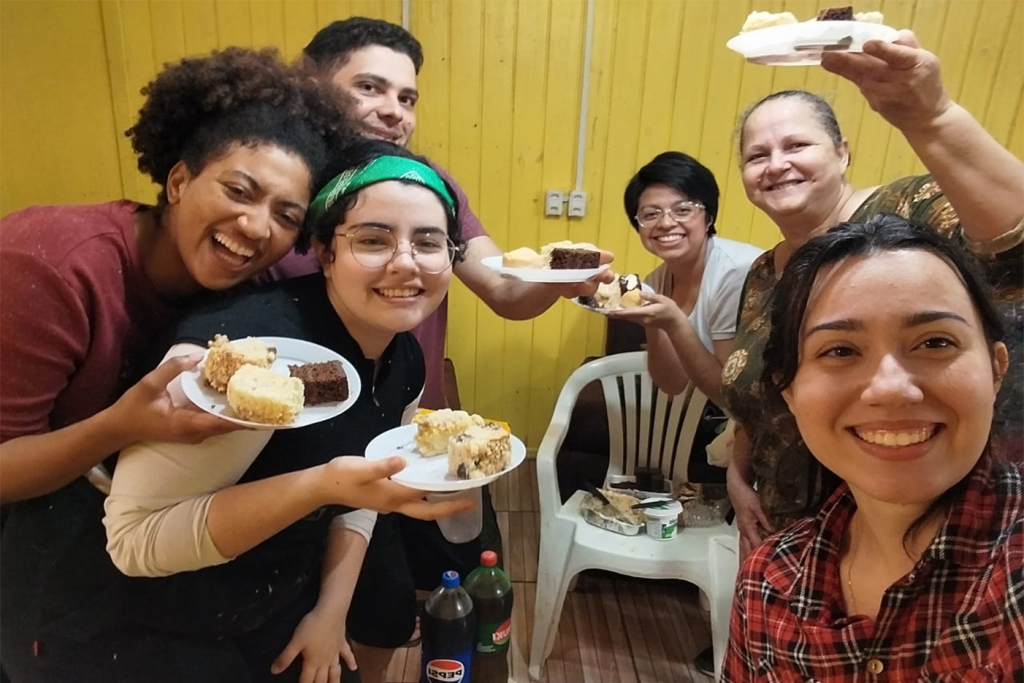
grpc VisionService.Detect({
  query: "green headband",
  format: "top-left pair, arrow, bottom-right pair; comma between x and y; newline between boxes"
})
306,156 -> 456,229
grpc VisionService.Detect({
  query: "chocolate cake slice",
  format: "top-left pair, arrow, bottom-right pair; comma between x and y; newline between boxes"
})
549,247 -> 600,270
816,6 -> 854,20
289,361 -> 349,405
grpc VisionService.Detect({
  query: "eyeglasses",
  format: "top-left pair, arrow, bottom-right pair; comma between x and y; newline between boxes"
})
335,226 -> 457,274
635,201 -> 705,228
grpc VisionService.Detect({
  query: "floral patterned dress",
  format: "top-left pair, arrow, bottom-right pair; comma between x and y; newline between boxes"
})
721,175 -> 1023,530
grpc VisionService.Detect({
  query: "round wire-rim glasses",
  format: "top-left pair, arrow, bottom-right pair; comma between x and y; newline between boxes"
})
335,225 -> 457,274
635,201 -> 705,228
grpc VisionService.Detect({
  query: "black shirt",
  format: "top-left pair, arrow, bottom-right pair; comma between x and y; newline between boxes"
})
1,274 -> 424,641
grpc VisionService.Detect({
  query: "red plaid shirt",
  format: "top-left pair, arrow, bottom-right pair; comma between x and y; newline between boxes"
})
722,461 -> 1024,682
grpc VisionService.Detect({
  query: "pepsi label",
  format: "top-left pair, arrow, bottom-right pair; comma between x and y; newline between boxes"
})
426,658 -> 466,682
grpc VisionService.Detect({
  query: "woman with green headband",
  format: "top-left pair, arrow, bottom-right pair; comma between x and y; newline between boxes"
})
9,140 -> 467,683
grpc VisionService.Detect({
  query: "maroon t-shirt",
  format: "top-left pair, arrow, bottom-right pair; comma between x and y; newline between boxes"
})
0,201 -> 178,441
263,162 -> 486,409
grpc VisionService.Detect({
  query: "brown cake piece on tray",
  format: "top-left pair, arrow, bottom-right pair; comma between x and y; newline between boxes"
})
289,360 -> 349,405
816,6 -> 854,20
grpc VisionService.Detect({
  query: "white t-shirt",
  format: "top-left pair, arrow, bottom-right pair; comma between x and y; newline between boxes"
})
644,236 -> 764,351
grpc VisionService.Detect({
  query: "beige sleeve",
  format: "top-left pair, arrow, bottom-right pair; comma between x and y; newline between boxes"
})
103,343 -> 274,577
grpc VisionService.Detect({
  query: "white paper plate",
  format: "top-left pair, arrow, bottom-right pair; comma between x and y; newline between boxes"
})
572,282 -> 655,315
481,255 -> 609,284
727,21 -> 899,66
180,337 -> 362,429
364,424 -> 526,491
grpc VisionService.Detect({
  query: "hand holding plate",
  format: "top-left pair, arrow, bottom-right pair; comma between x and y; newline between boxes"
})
109,353 -> 246,445
821,29 -> 952,132
605,292 -> 684,330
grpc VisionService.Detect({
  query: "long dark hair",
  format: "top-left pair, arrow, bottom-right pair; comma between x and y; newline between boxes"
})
763,214 -> 1005,548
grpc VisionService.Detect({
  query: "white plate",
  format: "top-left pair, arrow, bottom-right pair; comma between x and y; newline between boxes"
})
481,255 -> 609,284
572,282 -> 655,315
180,337 -> 362,429
727,20 -> 899,66
364,424 -> 526,491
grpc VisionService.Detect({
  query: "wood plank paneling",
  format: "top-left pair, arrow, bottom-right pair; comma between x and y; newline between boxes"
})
2,0 -> 1021,451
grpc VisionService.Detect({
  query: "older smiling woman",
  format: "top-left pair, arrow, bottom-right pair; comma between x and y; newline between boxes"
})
721,32 -> 1024,557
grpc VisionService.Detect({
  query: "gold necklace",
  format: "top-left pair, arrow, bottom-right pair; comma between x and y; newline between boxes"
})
845,553 -> 858,615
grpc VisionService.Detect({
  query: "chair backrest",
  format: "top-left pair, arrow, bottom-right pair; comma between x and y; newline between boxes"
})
597,353 -> 708,485
540,351 -> 708,489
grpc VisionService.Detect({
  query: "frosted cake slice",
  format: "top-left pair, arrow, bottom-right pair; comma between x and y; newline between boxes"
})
413,409 -> 483,456
204,335 -> 277,392
448,422 -> 512,479
226,364 -> 304,425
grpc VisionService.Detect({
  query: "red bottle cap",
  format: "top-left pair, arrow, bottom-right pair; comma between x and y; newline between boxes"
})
480,550 -> 498,567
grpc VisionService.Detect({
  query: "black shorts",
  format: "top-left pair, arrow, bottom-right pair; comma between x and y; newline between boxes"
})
346,487 -> 502,648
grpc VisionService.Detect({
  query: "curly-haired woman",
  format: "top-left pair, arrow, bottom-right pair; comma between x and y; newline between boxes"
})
0,47 -> 351,503
0,49 -> 450,683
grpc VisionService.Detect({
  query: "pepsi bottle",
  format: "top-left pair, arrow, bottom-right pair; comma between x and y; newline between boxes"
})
464,551 -> 514,683
421,570 -> 476,683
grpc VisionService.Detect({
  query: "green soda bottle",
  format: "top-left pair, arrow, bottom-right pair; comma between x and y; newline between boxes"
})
463,551 -> 513,683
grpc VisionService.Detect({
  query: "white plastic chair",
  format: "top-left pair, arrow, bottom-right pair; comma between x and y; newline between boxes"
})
529,352 -> 736,680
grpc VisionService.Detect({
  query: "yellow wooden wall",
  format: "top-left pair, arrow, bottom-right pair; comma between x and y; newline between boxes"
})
2,0 -> 1022,448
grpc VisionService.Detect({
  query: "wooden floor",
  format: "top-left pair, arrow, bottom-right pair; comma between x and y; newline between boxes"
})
385,461 -> 714,683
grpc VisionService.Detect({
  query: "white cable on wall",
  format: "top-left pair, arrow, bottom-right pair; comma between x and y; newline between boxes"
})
573,0 -> 596,193
402,0 -> 410,31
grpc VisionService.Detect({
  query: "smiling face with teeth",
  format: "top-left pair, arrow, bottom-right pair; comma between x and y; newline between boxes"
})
635,185 -> 711,265
329,45 -> 418,148
163,143 -> 311,293
316,180 -> 452,359
780,249 -> 1008,509
739,98 -> 850,228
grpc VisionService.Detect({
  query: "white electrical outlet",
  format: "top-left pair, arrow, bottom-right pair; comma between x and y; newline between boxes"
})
545,190 -> 565,216
568,190 -> 587,217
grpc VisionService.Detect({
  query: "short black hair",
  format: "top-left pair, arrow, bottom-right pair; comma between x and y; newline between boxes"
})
127,47 -> 354,216
298,138 -> 463,262
623,152 -> 719,234
303,17 -> 424,75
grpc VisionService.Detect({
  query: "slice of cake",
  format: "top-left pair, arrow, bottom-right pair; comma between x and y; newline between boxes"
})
204,335 -> 277,392
619,274 -> 644,308
289,361 -> 349,405
740,11 -> 798,32
816,6 -> 854,21
413,409 -> 484,456
226,364 -> 304,425
580,273 -> 643,310
853,11 -> 884,23
582,279 -> 621,310
540,241 -> 601,269
448,422 -> 511,479
502,247 -> 546,269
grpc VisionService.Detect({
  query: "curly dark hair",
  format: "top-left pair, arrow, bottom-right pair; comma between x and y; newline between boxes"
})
303,17 -> 424,75
298,138 -> 463,264
127,47 -> 354,206
623,151 -> 720,234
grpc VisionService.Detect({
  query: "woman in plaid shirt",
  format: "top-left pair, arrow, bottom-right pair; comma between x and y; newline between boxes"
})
723,216 -> 1022,681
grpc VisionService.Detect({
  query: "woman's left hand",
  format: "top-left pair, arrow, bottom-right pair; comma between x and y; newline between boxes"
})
271,607 -> 356,683
606,292 -> 685,330
821,30 -> 952,132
